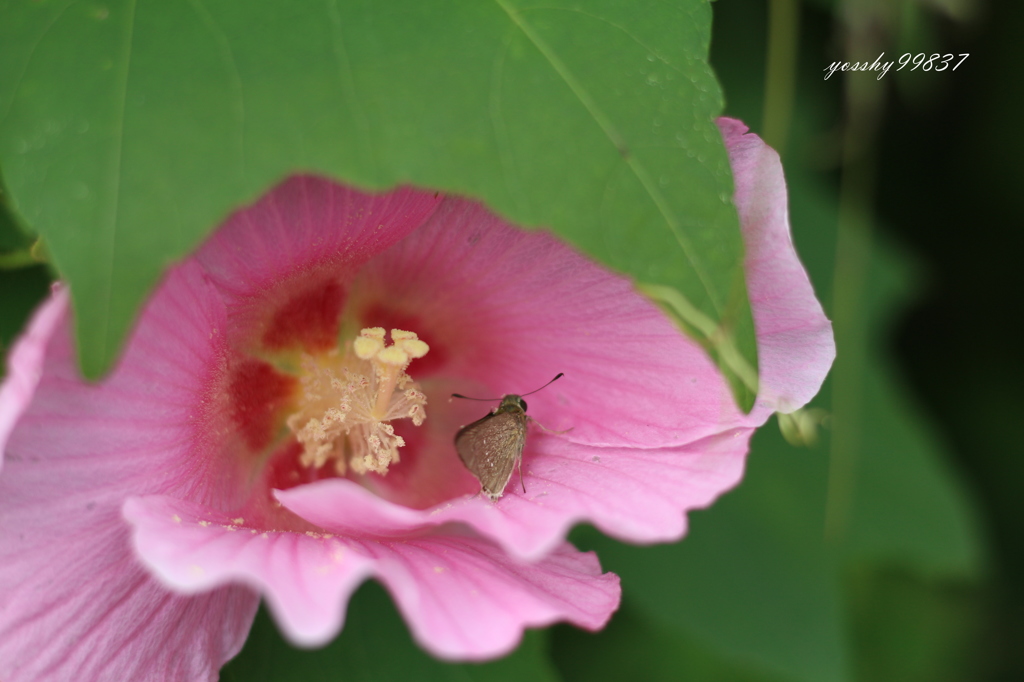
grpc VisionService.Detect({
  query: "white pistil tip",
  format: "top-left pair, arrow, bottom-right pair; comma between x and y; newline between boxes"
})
377,345 -> 409,366
399,338 -> 429,359
390,329 -> 428,358
354,335 -> 383,360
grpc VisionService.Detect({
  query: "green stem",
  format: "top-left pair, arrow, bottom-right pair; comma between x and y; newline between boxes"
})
0,249 -> 37,270
824,19 -> 888,542
762,0 -> 800,156
824,139 -> 875,541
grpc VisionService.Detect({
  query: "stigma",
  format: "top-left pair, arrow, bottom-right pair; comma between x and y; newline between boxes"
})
286,327 -> 429,476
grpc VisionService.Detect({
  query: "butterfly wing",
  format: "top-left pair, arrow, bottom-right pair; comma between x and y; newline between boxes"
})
455,409 -> 527,500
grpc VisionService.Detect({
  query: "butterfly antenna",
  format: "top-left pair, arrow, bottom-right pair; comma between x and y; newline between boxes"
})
519,372 -> 564,398
451,373 -> 563,401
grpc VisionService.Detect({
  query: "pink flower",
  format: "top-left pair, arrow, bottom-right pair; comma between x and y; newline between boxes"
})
0,118 -> 833,681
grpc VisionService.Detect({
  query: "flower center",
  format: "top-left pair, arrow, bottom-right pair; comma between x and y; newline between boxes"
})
285,327 -> 429,476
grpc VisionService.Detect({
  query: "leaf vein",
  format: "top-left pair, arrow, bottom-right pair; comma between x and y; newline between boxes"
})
327,0 -> 378,178
97,0 -> 140,366
187,0 -> 248,190
492,0 -> 721,312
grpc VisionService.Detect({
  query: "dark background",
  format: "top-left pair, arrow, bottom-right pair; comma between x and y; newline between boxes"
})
710,0 -> 1023,678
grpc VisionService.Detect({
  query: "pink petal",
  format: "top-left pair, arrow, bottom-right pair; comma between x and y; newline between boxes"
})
123,495 -> 376,648
315,162 -> 830,550
0,521 -> 253,682
195,176 -> 442,308
0,285 -> 66,475
717,117 -> 836,422
0,118 -> 831,672
268,152 -> 829,556
350,199 -> 743,449
279,427 -> 751,561
365,537 -> 618,660
124,495 -> 620,659
0,264 -> 258,681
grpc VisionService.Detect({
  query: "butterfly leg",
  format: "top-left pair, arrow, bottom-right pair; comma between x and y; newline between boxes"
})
528,416 -> 573,436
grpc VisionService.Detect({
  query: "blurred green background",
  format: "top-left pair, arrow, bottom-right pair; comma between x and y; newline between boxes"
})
2,0 -> 1021,680
554,1 -> 1019,680
555,1 -> 1022,680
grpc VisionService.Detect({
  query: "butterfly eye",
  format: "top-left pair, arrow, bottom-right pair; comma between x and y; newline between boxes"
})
519,398 -> 528,412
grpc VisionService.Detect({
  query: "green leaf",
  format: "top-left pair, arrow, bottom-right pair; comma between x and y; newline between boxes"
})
573,424 -> 851,682
839,305 -> 984,577
0,0 -> 756,405
0,164 -> 35,256
221,581 -> 561,682
784,170 -> 984,580
0,265 -> 52,373
548,2 -> 987,679
552,601 -> 786,682
845,566 -> 985,682
557,165 -> 986,682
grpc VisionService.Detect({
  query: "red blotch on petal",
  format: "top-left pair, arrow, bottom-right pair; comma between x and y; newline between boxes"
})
263,281 -> 345,352
229,359 -> 297,451
360,416 -> 476,509
264,438 -> 340,493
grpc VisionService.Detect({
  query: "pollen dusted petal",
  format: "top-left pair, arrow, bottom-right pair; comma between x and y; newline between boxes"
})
124,494 -> 620,658
124,495 -> 376,647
